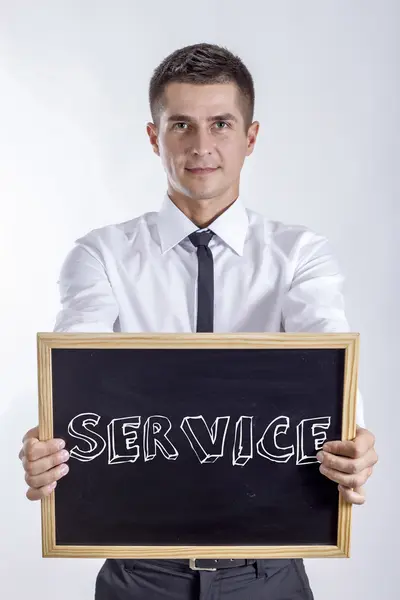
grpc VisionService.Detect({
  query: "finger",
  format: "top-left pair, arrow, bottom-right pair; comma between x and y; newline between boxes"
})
356,426 -> 376,448
26,481 -> 58,501
25,462 -> 69,489
319,464 -> 372,488
19,427 -> 41,460
323,428 -> 375,459
322,440 -> 359,458
22,437 -> 66,462
22,426 -> 39,443
317,447 -> 377,475
22,449 -> 69,476
338,485 -> 366,505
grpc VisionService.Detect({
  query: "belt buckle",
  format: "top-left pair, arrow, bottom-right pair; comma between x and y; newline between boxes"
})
189,558 -> 217,571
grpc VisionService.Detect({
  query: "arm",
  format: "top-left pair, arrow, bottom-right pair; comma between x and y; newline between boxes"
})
53,237 -> 119,333
282,230 -> 365,426
20,235 -> 119,500
282,230 -> 377,504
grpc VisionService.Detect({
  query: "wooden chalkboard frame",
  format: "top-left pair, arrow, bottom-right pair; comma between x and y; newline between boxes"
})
37,332 -> 359,559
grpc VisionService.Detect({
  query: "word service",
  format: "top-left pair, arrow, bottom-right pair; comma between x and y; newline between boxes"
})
66,413 -> 332,468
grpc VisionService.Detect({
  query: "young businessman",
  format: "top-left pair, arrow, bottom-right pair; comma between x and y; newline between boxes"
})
19,43 -> 378,599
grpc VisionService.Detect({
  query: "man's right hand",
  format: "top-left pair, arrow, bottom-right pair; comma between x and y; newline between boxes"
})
19,426 -> 70,500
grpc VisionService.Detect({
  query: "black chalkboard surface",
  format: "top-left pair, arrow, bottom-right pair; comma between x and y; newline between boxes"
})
37,333 -> 359,559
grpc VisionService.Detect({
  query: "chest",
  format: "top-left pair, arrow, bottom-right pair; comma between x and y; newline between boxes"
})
107,242 -> 290,333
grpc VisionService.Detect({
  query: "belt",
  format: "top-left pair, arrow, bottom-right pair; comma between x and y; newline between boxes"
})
187,558 -> 257,571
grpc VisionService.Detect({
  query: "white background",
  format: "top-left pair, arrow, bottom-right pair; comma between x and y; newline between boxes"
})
0,1 -> 398,598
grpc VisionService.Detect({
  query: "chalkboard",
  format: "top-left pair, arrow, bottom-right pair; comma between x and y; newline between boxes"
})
37,333 -> 359,559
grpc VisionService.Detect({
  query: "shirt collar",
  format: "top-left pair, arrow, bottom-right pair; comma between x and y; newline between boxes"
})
157,192 -> 249,256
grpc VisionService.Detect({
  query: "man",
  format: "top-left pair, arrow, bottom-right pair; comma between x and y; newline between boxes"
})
19,43 -> 378,599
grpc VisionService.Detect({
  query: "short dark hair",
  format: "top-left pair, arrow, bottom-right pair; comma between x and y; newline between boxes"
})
149,43 -> 255,130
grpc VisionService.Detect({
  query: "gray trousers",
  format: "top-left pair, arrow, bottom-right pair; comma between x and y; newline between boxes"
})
95,558 -> 314,599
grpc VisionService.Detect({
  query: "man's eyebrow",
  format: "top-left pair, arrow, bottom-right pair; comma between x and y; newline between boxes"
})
167,113 -> 238,123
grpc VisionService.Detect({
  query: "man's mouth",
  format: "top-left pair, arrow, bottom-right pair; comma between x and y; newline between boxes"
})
185,167 -> 219,175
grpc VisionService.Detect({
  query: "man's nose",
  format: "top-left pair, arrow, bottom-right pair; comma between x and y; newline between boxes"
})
190,129 -> 214,156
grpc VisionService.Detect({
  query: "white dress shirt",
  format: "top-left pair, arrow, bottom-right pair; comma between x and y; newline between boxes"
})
54,192 -> 365,426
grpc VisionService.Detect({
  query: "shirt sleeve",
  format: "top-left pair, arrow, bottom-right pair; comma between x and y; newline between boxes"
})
53,237 -> 119,333
282,231 -> 365,428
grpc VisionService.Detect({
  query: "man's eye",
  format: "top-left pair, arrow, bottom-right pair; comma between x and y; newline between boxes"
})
215,121 -> 228,129
174,123 -> 188,130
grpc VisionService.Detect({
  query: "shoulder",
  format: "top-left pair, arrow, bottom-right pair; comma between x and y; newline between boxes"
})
245,206 -> 335,262
71,209 -> 158,260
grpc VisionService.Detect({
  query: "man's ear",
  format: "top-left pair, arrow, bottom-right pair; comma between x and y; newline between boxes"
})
146,122 -> 160,157
246,121 -> 260,157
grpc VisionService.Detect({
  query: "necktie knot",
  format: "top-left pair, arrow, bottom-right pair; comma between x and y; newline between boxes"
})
188,229 -> 214,248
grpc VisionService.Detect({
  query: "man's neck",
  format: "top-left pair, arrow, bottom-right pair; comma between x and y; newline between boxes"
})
167,188 -> 239,228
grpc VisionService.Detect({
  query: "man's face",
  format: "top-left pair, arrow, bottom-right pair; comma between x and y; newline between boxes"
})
147,82 -> 259,202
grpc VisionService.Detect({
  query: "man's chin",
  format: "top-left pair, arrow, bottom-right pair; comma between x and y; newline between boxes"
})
183,186 -> 222,201
170,176 -> 228,201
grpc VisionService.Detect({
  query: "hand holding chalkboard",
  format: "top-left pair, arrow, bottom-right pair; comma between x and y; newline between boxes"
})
18,425 -> 70,501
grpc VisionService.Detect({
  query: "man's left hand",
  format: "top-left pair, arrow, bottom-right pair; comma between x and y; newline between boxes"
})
316,426 -> 378,505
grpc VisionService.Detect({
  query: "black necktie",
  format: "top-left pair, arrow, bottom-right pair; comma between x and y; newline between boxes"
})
188,229 -> 215,332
